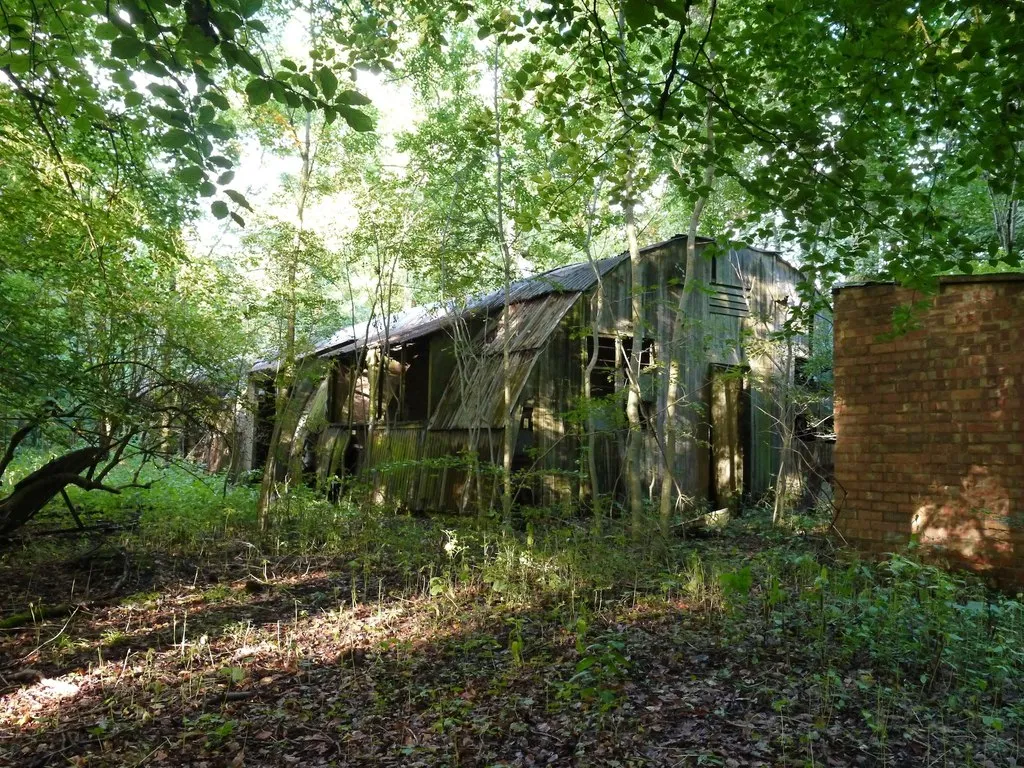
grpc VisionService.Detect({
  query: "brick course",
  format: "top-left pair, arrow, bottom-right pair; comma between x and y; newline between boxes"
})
833,277 -> 1024,588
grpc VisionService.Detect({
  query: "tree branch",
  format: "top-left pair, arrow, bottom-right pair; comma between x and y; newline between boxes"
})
0,420 -> 39,485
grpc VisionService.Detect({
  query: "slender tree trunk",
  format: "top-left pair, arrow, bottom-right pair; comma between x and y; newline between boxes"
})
659,98 -> 715,538
258,109 -> 315,530
581,182 -> 605,530
624,199 -> 645,540
773,336 -> 796,525
493,43 -> 514,526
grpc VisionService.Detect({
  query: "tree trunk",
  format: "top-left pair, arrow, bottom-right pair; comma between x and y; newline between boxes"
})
0,447 -> 106,536
624,200 -> 646,540
582,182 -> 606,530
258,108 -> 316,530
659,98 -> 715,537
493,42 -> 515,526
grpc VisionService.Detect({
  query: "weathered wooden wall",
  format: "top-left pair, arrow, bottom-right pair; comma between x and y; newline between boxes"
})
552,238 -> 806,508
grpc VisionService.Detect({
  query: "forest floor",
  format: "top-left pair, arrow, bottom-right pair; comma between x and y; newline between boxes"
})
0,509 -> 1021,767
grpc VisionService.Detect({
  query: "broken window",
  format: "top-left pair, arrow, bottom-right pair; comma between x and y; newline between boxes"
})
587,336 -> 655,395
520,403 -> 534,432
624,337 -> 655,370
398,342 -> 430,422
587,336 -> 619,398
586,336 -> 656,429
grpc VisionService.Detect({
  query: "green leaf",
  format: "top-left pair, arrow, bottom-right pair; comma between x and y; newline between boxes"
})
141,58 -> 169,78
210,10 -> 244,33
224,189 -> 252,211
95,23 -> 120,41
245,78 -> 272,106
230,212 -> 246,227
622,0 -> 656,27
124,91 -> 144,108
162,129 -> 191,149
317,67 -> 338,99
203,90 -> 231,110
177,165 -> 205,185
199,181 -> 217,197
205,122 -> 233,140
110,36 -> 143,59
338,105 -> 374,132
217,171 -> 235,185
336,90 -> 371,107
222,41 -> 263,75
211,200 -> 229,219
147,83 -> 183,106
56,93 -> 78,116
650,0 -> 689,22
295,73 -> 317,95
239,0 -> 262,18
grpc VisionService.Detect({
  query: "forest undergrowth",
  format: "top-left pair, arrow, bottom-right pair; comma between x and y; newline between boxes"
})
1,461 -> 1022,767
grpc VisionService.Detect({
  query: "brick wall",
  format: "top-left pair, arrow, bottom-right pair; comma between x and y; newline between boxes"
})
833,277 -> 1024,587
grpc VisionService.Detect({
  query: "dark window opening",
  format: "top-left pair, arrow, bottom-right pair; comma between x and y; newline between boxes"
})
399,342 -> 430,422
586,336 -> 657,430
587,336 -> 655,397
301,431 -> 319,481
622,337 -> 655,369
520,404 -> 534,431
587,336 -> 618,398
794,356 -> 812,388
252,376 -> 276,470
638,399 -> 656,431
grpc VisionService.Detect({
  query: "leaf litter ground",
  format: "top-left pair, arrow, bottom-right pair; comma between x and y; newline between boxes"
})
0,516 -> 1021,767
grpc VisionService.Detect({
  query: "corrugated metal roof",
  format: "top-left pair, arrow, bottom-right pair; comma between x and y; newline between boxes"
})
470,254 -> 626,312
317,255 -> 622,360
252,233 -> 710,373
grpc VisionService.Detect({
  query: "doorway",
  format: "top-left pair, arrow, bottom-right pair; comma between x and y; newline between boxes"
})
709,365 -> 751,509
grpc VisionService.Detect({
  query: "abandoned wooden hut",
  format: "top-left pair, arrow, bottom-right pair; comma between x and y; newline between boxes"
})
243,235 -> 814,513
